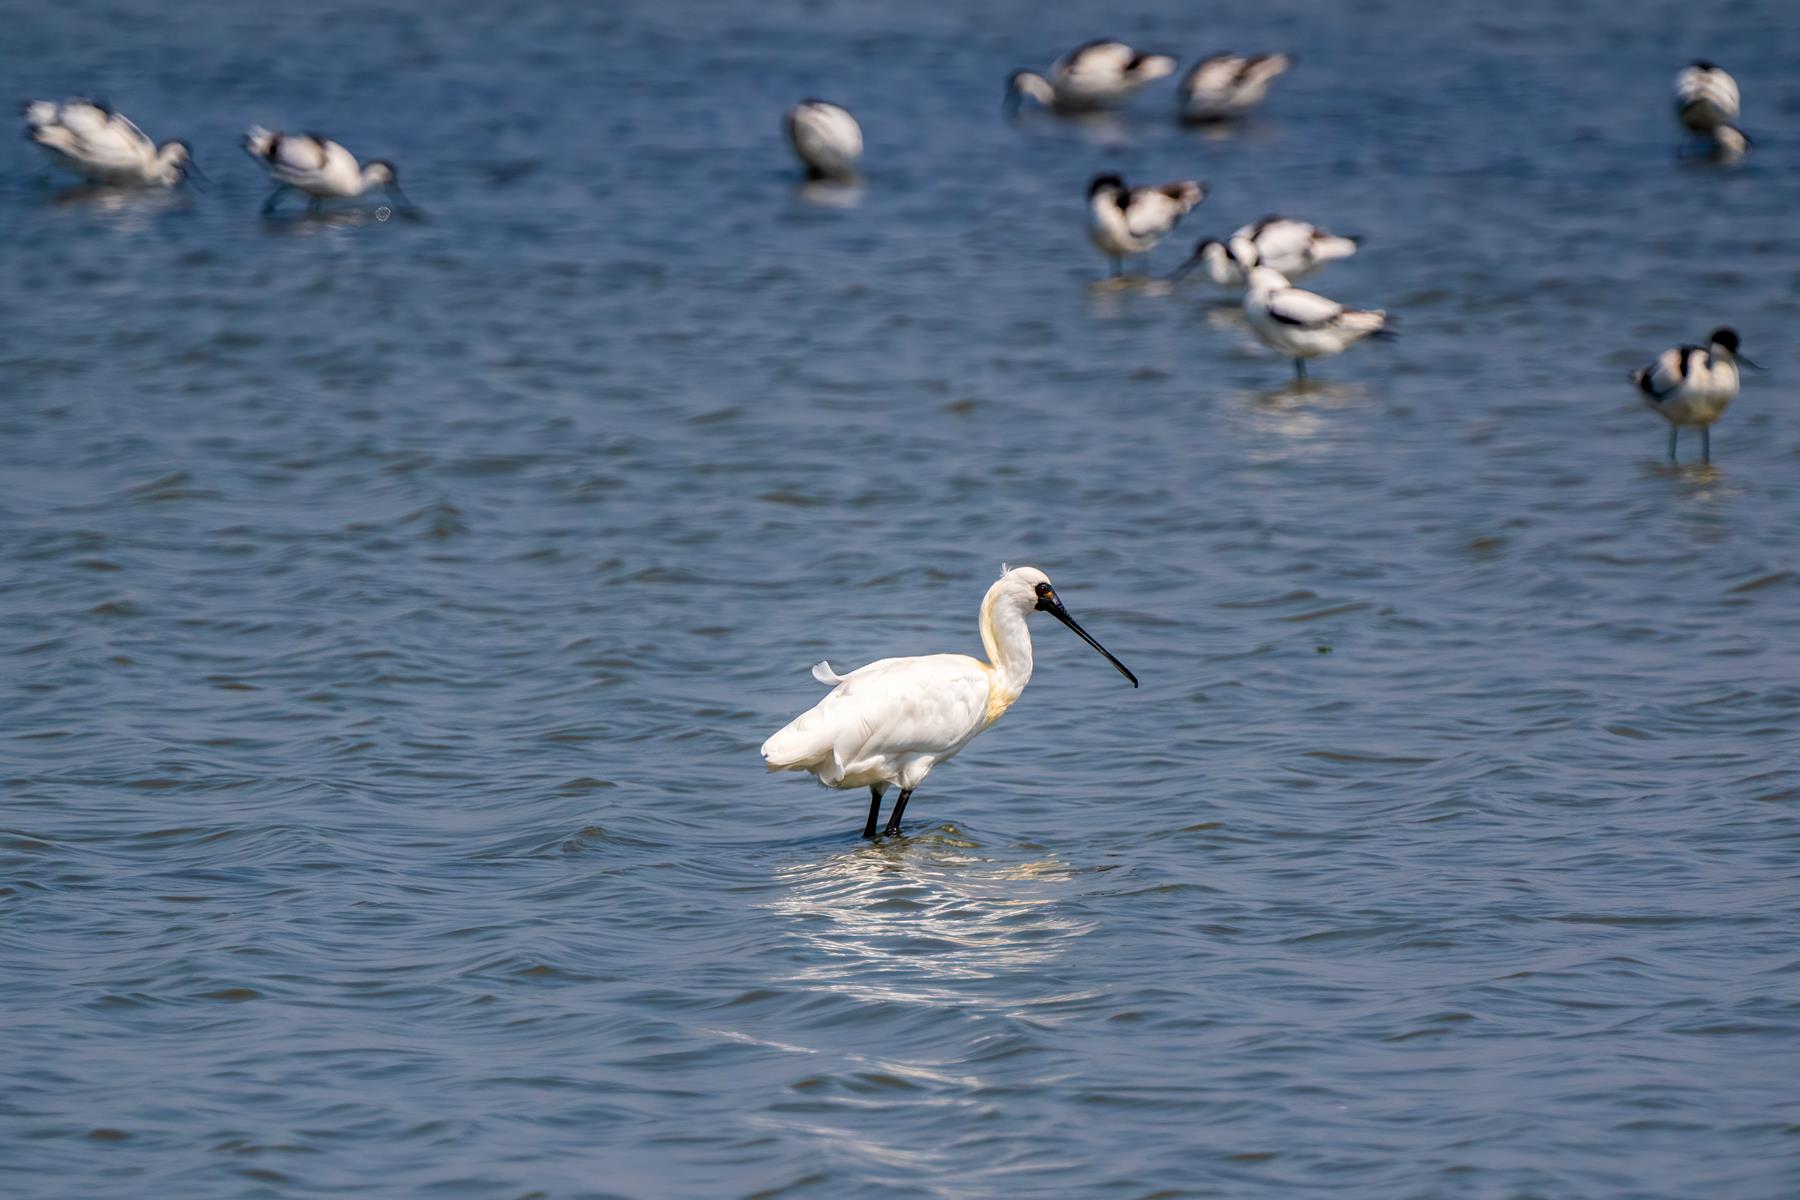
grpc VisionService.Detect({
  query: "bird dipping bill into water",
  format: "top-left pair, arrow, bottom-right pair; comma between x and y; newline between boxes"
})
1007,40 -> 1178,112
784,100 -> 863,181
1088,174 -> 1207,277
1177,53 -> 1293,122
1174,215 -> 1359,288
761,566 -> 1138,839
24,99 -> 194,187
1674,61 -> 1748,159
243,127 -> 409,215
1243,265 -> 1390,380
1631,327 -> 1756,462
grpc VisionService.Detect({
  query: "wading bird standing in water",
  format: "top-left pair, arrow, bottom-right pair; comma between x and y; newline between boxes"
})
761,566 -> 1137,839
1631,327 -> 1755,463
785,100 -> 863,181
23,99 -> 195,188
1674,61 -> 1748,160
243,127 -> 409,215
1243,265 -> 1390,380
1177,53 -> 1293,122
1007,40 -> 1178,113
1088,173 -> 1207,277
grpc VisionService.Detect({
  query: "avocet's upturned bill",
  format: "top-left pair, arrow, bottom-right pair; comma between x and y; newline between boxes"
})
1675,62 -> 1748,159
1178,53 -> 1293,122
785,100 -> 863,181
1175,216 -> 1359,287
1243,266 -> 1390,380
243,127 -> 409,215
24,99 -> 194,188
1007,40 -> 1178,113
761,566 -> 1137,839
1088,174 -> 1207,277
1631,327 -> 1756,462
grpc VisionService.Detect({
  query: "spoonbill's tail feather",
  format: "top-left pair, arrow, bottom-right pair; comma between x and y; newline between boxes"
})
243,125 -> 276,159
811,660 -> 847,685
1341,309 -> 1389,338
760,713 -> 836,775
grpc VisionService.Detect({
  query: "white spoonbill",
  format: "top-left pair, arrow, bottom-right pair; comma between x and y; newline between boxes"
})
23,99 -> 194,188
1088,173 -> 1207,277
1631,327 -> 1756,462
1674,61 -> 1747,159
761,566 -> 1138,839
1178,53 -> 1293,122
1243,265 -> 1391,380
1173,215 -> 1359,287
785,99 -> 863,181
1007,40 -> 1178,113
243,127 -> 409,215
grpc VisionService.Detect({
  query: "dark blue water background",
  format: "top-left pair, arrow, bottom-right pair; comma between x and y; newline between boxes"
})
4,0 -> 1799,1195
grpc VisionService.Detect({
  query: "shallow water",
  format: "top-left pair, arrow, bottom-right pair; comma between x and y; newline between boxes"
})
4,0 -> 1800,1196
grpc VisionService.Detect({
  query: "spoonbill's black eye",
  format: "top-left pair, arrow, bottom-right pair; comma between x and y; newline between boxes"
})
1035,582 -> 1054,598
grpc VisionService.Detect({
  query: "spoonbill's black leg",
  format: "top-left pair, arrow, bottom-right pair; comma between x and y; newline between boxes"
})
1668,426 -> 1678,461
882,789 -> 913,838
261,185 -> 293,215
863,787 -> 883,840
307,196 -> 322,216
1294,358 -> 1307,381
1702,426 -> 1711,463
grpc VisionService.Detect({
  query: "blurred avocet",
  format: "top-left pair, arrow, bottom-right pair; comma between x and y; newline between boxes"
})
1174,215 -> 1359,287
1243,266 -> 1390,380
1631,327 -> 1756,462
785,99 -> 862,181
1007,40 -> 1178,113
23,99 -> 194,187
1088,173 -> 1207,276
243,127 -> 409,214
761,566 -> 1137,839
1675,61 -> 1748,159
1178,53 -> 1293,122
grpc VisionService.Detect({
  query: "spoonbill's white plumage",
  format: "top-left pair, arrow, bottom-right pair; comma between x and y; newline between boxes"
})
1175,216 -> 1359,288
1243,265 -> 1390,380
785,99 -> 863,181
1631,327 -> 1755,462
1675,61 -> 1747,159
1088,173 -> 1207,277
24,99 -> 193,188
1178,53 -> 1293,122
1007,40 -> 1178,113
761,566 -> 1137,839
243,126 -> 408,214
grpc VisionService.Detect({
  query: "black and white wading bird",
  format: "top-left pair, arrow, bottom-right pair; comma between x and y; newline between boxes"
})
1177,53 -> 1293,122
1631,328 -> 1756,463
784,100 -> 863,181
1674,62 -> 1748,160
243,127 -> 409,215
761,566 -> 1137,839
23,99 -> 195,188
1007,40 -> 1178,113
1174,216 -> 1359,288
1088,174 -> 1207,277
1243,266 -> 1390,380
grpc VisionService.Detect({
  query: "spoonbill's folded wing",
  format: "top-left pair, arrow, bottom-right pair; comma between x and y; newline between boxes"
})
762,654 -> 990,784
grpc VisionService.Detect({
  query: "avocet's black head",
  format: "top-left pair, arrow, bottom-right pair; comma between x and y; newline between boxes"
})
1709,327 -> 1740,353
1088,173 -> 1126,199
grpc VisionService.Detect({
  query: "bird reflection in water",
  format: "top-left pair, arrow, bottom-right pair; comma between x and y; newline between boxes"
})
768,836 -> 1096,1007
